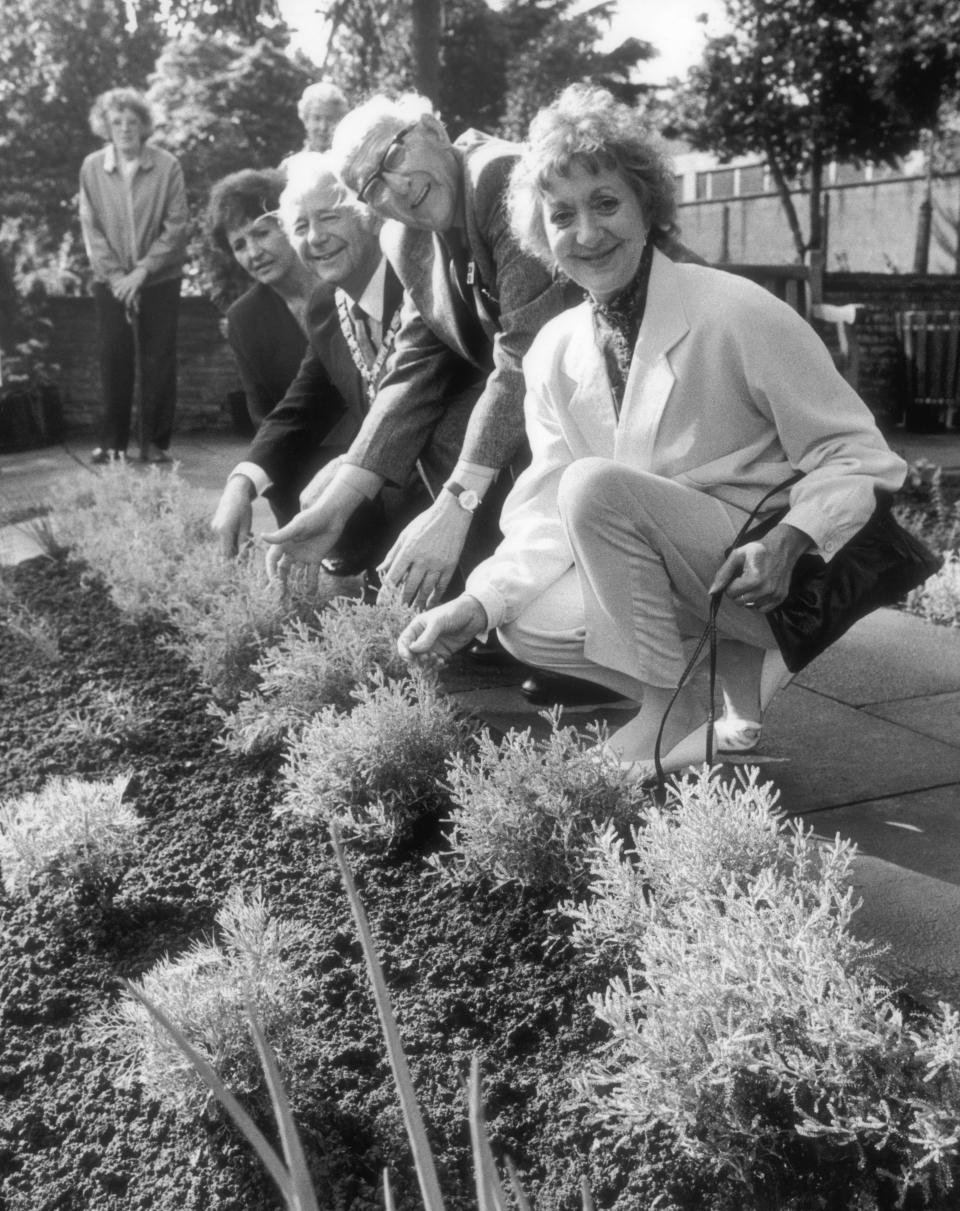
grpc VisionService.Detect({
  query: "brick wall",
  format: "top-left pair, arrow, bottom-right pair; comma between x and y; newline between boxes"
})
43,275 -> 960,437
821,274 -> 960,426
46,296 -> 241,434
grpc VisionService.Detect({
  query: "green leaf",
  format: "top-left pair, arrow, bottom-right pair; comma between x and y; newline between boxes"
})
329,823 -> 447,1211
123,980 -> 297,1207
243,995 -> 320,1211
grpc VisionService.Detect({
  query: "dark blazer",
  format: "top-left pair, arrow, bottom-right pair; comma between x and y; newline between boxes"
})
244,264 -> 475,522
343,130 -> 580,487
225,283 -> 307,427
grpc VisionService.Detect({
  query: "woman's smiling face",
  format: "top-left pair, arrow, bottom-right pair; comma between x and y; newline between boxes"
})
540,162 -> 648,302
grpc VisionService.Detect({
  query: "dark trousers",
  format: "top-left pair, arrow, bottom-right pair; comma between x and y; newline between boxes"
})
94,277 -> 181,453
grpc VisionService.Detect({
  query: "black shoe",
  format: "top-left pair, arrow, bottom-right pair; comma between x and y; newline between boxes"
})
520,672 -> 634,709
466,635 -> 523,669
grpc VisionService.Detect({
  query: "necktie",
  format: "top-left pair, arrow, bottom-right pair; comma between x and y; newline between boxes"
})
351,301 -> 378,369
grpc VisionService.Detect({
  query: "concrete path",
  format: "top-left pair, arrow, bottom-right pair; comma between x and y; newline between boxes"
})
3,428 -> 960,1004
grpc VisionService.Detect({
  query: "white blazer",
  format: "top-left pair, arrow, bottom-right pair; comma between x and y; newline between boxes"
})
466,248 -> 907,629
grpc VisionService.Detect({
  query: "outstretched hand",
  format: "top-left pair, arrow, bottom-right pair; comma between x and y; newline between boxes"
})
397,595 -> 488,671
262,482 -> 363,577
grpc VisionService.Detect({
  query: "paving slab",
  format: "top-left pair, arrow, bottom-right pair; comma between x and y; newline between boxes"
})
756,683 -> 960,812
794,608 -> 960,706
847,854 -> 960,1007
865,689 -> 960,749
802,783 -> 960,886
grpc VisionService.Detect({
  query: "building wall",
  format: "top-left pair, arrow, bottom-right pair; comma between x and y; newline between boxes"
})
677,174 -> 960,274
46,296 -> 241,434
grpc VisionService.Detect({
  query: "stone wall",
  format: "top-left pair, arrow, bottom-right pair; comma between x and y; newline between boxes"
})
46,296 -> 241,435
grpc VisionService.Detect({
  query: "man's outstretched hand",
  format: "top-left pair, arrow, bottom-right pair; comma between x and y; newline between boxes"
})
262,481 -> 364,577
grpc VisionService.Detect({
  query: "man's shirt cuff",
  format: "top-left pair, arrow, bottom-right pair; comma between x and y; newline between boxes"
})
335,463 -> 385,501
230,462 -> 272,497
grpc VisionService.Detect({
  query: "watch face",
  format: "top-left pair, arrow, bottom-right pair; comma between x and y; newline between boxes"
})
460,489 -> 480,513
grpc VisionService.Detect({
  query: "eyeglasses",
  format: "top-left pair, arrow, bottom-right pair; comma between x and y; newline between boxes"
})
356,123 -> 417,207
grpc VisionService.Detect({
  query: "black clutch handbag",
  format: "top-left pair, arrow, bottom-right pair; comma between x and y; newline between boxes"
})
732,471 -> 943,673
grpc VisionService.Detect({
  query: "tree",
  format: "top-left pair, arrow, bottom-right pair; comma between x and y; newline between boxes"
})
147,32 -> 315,207
146,31 -> 316,299
671,0 -> 947,262
497,0 -> 656,140
412,0 -> 442,104
324,0 -> 654,139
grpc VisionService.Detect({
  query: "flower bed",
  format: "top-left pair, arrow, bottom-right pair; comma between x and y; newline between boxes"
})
3,465 -> 960,1211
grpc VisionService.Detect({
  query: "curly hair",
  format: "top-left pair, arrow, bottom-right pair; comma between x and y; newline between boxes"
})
89,88 -> 154,142
277,151 -> 379,240
297,81 -> 347,122
507,85 -> 677,271
205,169 -> 288,257
330,92 -> 438,194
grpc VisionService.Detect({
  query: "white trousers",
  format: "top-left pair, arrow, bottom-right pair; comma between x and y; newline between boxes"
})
499,458 -> 778,695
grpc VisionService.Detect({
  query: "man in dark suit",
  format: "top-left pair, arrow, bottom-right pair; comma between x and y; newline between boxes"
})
211,152 -> 482,563
263,94 -> 580,610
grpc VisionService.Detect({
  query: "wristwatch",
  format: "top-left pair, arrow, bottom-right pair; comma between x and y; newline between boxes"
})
444,480 -> 481,513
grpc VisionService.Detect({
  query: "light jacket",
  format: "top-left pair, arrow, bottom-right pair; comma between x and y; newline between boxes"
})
79,143 -> 189,286
465,248 -> 907,629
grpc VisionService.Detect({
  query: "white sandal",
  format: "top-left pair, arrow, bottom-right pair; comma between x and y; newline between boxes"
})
716,649 -> 792,753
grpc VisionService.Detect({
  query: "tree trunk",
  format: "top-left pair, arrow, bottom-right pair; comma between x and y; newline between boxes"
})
807,149 -> 823,260
411,0 -> 441,106
914,150 -> 933,274
764,142 -> 806,262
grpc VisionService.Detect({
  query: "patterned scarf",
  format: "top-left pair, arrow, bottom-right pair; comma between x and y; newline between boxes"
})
591,239 -> 654,416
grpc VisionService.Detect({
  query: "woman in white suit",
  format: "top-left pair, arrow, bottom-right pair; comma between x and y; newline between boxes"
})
397,85 -> 906,778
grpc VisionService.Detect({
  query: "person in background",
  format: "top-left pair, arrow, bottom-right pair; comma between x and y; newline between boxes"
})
280,81 -> 349,175
210,153 -> 477,569
396,84 -> 906,779
79,87 -> 189,464
206,168 -> 318,428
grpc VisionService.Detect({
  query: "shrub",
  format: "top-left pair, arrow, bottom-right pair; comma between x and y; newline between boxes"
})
433,711 -> 648,892
279,671 -> 477,841
51,461 -> 212,618
60,686 -> 145,746
0,773 -> 138,898
0,579 -> 61,663
88,887 -> 313,1115
217,591 -> 415,755
895,460 -> 960,559
572,766 -> 960,1208
161,546 -> 338,708
906,550 -> 960,628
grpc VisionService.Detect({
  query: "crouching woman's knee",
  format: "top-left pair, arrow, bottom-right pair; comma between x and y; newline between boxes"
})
557,456 -> 625,535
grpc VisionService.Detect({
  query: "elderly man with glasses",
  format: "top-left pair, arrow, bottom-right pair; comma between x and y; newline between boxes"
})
264,93 -> 581,614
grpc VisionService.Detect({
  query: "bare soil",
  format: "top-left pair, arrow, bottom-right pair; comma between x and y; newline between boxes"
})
0,554 -> 678,1211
